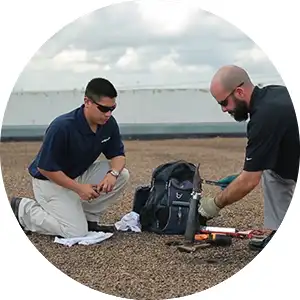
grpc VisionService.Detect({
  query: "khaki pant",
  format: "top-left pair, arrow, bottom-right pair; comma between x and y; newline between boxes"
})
262,169 -> 296,230
18,161 -> 130,238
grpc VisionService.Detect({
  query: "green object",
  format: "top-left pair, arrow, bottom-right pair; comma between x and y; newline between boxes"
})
217,174 -> 239,190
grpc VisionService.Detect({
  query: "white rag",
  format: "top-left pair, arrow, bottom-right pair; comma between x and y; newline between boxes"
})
54,231 -> 114,247
114,211 -> 141,232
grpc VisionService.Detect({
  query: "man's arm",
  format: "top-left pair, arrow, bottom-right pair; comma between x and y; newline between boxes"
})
38,169 -> 82,193
102,121 -> 126,173
215,110 -> 283,207
199,108 -> 284,218
110,155 -> 126,174
214,170 -> 262,208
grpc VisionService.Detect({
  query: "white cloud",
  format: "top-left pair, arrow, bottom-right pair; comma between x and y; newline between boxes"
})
103,65 -> 111,71
150,50 -> 181,72
94,56 -> 105,63
53,49 -> 87,64
71,63 -> 100,73
235,46 -> 266,64
27,48 -> 106,74
186,65 -> 213,74
13,1 -> 282,91
115,48 -> 140,70
137,0 -> 200,35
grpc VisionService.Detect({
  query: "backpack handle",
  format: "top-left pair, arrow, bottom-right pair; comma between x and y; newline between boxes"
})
152,160 -> 196,183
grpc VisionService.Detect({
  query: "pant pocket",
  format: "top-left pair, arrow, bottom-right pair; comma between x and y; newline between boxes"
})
269,170 -> 295,186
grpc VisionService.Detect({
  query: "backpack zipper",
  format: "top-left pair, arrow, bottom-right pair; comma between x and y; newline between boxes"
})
167,180 -> 171,205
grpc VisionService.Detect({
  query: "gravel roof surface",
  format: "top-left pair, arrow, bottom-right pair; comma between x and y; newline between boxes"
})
1,138 -> 265,299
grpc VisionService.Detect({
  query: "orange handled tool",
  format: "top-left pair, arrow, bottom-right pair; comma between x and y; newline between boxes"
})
195,233 -> 232,246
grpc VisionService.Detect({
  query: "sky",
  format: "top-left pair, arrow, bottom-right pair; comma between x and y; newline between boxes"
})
13,1 -> 283,92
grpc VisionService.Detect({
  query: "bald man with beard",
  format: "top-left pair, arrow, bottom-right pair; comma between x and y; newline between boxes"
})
198,65 -> 300,251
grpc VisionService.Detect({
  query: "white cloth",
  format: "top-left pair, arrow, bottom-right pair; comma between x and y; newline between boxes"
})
114,211 -> 141,232
54,231 -> 114,247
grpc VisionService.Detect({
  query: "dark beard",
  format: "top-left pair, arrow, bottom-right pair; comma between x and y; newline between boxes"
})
229,96 -> 249,122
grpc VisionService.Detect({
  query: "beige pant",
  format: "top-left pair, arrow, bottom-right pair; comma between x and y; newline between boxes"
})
262,169 -> 296,230
18,161 -> 130,238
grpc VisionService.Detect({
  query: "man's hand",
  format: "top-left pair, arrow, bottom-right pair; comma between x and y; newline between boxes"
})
96,173 -> 117,194
198,197 -> 221,219
76,184 -> 100,201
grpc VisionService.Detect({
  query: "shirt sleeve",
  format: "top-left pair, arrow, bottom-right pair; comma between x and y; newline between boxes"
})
243,109 -> 284,172
102,122 -> 125,159
36,124 -> 68,172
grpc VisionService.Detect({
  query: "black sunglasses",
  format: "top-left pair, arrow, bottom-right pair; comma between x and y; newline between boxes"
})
87,96 -> 116,113
218,82 -> 244,107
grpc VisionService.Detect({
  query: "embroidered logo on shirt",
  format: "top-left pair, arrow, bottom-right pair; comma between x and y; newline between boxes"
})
101,137 -> 111,143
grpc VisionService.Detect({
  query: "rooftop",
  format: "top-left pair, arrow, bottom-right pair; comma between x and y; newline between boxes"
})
1,137 -> 265,299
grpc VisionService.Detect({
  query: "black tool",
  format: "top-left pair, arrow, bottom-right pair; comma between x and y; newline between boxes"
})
184,163 -> 207,242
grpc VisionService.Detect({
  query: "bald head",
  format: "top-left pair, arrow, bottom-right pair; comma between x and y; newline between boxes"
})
208,65 -> 255,122
210,65 -> 253,97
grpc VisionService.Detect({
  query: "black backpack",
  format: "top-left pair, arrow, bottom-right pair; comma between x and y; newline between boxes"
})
133,160 -> 197,235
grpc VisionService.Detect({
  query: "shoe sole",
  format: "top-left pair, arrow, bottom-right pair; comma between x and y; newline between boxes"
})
10,197 -> 22,217
10,197 -> 30,234
87,222 -> 116,233
248,243 -> 263,251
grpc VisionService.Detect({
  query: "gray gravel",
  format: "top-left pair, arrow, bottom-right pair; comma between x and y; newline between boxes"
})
1,138 -> 265,299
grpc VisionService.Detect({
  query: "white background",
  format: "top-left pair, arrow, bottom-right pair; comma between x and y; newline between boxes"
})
0,1 -> 299,300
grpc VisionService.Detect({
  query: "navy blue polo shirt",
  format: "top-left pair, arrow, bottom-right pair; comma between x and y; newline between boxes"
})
28,105 -> 125,180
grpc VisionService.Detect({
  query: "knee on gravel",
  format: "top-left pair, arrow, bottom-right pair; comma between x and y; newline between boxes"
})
60,221 -> 88,238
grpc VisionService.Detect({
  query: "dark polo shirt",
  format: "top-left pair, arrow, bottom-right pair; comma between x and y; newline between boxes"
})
243,85 -> 300,182
28,105 -> 125,180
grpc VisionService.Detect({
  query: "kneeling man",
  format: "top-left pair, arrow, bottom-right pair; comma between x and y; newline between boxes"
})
10,78 -> 130,238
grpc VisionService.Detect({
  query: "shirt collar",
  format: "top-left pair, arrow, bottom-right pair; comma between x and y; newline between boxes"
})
76,104 -> 97,135
249,85 -> 264,116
